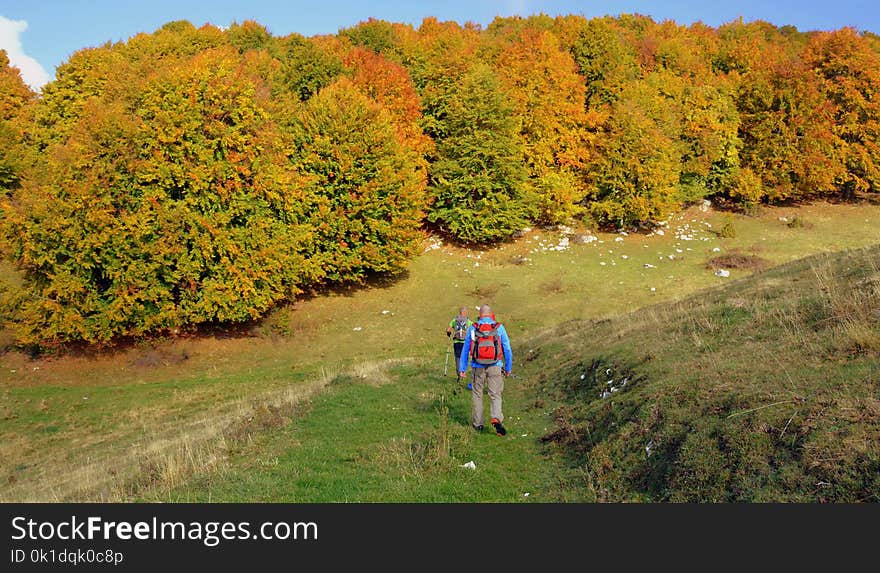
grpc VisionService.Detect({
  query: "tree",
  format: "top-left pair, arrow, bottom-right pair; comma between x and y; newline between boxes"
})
342,46 -> 433,158
2,48 -> 314,345
0,50 -> 34,192
226,20 -> 273,53
805,28 -> 880,195
427,64 -> 533,243
289,78 -> 428,282
339,18 -> 399,54
490,27 -> 594,224
570,17 -> 641,108
587,76 -> 683,228
714,21 -> 842,204
272,34 -> 345,102
735,51 -> 842,201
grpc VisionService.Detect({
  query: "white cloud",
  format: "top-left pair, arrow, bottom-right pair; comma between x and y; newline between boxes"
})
0,15 -> 51,90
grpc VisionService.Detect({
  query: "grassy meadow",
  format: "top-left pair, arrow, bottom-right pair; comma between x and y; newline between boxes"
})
1,200 -> 878,501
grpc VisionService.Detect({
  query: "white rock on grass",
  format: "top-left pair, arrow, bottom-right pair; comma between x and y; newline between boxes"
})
460,461 -> 476,470
712,247 -> 721,252
715,269 -> 730,278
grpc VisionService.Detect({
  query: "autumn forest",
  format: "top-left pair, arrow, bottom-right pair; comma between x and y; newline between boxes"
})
0,14 -> 878,345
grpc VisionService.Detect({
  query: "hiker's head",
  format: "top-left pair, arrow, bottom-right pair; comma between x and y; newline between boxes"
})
479,304 -> 492,318
458,306 -> 468,316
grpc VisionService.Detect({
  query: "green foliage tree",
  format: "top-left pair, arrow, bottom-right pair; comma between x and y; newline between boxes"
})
273,34 -> 345,101
289,78 -> 428,281
339,18 -> 399,54
571,17 -> 641,107
427,64 -> 533,243
226,20 -> 274,53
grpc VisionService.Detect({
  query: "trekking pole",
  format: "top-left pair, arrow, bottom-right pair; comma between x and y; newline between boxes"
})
443,344 -> 451,376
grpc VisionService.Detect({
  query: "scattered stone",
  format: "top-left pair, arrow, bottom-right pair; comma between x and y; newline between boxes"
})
460,461 -> 476,470
715,269 -> 731,278
571,233 -> 596,244
424,236 -> 443,252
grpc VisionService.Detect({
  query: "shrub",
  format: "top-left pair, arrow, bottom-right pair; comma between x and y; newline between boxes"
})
717,219 -> 738,238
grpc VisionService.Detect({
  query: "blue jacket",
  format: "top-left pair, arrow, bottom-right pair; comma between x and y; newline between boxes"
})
458,317 -> 513,373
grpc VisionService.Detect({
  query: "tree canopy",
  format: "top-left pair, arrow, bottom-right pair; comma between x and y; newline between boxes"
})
2,15 -> 879,345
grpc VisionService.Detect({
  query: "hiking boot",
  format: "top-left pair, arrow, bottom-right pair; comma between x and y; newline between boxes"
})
473,424 -> 483,432
491,418 -> 506,437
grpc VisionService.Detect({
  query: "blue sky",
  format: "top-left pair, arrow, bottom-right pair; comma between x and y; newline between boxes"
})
1,0 -> 879,89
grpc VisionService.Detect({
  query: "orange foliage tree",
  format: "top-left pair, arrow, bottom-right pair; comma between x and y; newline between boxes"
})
489,26 -> 594,224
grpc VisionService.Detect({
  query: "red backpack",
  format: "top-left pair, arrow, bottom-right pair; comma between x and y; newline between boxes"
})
471,321 -> 503,365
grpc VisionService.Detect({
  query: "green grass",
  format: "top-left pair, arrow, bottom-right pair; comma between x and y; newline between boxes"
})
148,365 -> 563,502
1,201 -> 879,501
533,246 -> 880,502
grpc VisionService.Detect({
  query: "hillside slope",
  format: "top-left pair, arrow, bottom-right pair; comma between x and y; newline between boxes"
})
533,245 -> 880,501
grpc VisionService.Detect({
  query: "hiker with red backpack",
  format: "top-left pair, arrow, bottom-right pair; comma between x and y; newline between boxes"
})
457,304 -> 512,436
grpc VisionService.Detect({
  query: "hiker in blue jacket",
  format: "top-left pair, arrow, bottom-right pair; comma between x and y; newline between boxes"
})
458,304 -> 512,436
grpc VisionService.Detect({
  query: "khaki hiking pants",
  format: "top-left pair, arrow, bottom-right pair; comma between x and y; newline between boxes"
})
471,365 -> 504,427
